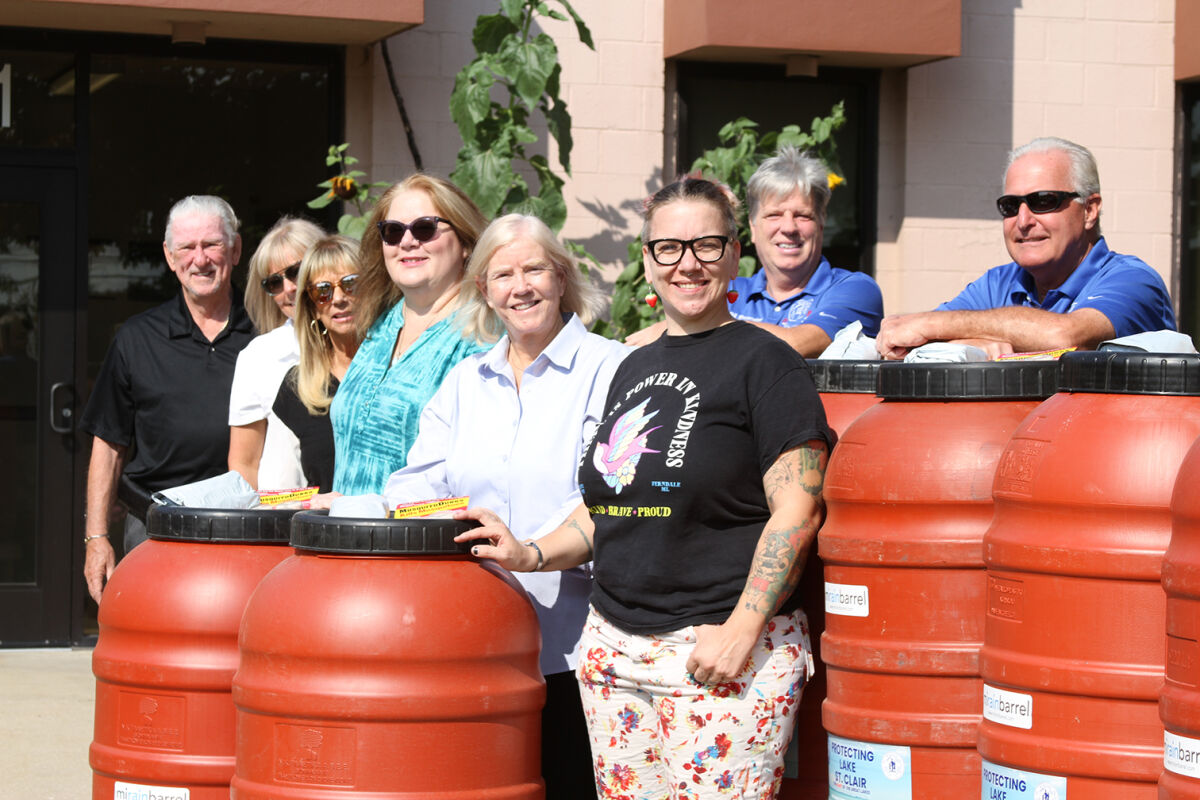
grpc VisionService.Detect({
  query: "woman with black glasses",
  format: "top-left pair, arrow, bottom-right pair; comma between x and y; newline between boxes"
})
459,178 -> 835,800
272,235 -> 362,493
228,216 -> 324,489
327,175 -> 488,497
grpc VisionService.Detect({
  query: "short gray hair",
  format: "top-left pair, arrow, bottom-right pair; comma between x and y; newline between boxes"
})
746,146 -> 831,225
164,195 -> 240,249
1006,137 -> 1101,200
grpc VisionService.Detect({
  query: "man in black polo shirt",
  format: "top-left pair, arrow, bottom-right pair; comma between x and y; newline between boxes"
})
81,195 -> 255,603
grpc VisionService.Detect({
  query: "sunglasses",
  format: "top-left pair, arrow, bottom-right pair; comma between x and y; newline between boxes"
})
306,274 -> 359,306
260,262 -> 301,295
376,216 -> 452,246
995,190 -> 1080,219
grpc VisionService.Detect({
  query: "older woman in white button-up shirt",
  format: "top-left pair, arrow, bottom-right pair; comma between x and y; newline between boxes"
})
384,213 -> 627,799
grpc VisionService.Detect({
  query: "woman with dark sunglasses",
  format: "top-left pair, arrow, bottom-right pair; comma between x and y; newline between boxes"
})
271,235 -> 362,493
228,216 -> 324,489
326,174 -> 489,497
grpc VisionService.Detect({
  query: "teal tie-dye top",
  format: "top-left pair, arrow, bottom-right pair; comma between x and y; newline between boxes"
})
330,300 -> 486,495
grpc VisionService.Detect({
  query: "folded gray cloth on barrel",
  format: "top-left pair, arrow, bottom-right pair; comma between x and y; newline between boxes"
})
151,470 -> 259,509
903,342 -> 989,363
329,494 -> 390,519
1099,330 -> 1198,354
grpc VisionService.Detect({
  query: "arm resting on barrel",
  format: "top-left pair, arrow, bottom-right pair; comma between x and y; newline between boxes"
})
686,441 -> 829,684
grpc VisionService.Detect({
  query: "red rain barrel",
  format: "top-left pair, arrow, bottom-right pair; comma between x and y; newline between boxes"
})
780,360 -> 881,800
981,351 -> 1200,800
232,511 -> 544,799
821,361 -> 1057,800
1163,434 -> 1200,799
810,359 -> 883,438
91,504 -> 295,800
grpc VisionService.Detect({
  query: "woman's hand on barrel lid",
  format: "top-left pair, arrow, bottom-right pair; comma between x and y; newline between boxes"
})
454,507 -> 539,572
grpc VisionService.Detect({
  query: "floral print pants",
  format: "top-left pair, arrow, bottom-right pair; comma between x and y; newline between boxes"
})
576,606 -> 814,800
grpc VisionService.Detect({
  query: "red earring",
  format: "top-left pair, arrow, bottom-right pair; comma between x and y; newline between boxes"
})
645,293 -> 658,309
726,288 -> 739,303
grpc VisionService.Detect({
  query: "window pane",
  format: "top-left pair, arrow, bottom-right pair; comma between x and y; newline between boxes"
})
0,50 -> 76,149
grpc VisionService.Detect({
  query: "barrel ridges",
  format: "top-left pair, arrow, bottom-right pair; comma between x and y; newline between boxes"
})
809,359 -> 881,394
146,503 -> 295,543
877,362 -> 1060,400
290,510 -> 477,554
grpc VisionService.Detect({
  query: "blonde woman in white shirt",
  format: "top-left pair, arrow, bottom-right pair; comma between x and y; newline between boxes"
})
228,217 -> 324,489
384,214 -> 627,799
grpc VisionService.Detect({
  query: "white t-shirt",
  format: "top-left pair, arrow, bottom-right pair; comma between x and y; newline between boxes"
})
228,320 -> 304,490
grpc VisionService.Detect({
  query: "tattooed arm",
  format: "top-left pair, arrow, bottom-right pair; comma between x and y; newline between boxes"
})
455,502 -> 595,573
686,440 -> 829,684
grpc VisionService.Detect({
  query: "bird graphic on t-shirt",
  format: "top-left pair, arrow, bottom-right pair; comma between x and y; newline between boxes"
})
593,398 -> 661,493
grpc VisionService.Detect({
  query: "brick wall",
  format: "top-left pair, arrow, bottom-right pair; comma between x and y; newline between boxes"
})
879,0 -> 1177,315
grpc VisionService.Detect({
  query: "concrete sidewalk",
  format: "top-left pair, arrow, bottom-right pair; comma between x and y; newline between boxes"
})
0,647 -> 94,799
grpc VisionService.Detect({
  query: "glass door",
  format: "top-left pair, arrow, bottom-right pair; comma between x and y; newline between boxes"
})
0,165 -> 78,645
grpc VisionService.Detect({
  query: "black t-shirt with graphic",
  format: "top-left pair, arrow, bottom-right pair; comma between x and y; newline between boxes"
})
581,322 -> 835,635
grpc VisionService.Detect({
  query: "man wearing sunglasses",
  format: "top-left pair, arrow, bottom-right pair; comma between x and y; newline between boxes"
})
79,195 -> 254,603
877,137 -> 1175,360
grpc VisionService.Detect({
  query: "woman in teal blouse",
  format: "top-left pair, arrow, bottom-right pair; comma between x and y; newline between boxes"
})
329,174 -> 489,496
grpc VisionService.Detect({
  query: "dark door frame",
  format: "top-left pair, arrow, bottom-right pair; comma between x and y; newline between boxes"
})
0,164 -> 80,645
0,29 -> 344,644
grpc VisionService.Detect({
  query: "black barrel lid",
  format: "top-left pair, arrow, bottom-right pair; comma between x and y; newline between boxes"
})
877,361 -> 1059,400
290,510 -> 479,555
146,504 -> 296,543
808,360 -> 881,394
1058,351 -> 1200,396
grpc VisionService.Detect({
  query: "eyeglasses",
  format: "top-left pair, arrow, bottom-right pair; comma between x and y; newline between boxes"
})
260,262 -> 301,295
995,191 -> 1080,219
306,274 -> 359,306
646,235 -> 730,266
376,216 -> 452,246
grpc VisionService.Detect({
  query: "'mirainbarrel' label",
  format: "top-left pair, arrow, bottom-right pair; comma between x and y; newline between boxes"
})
983,684 -> 1033,729
981,760 -> 1066,800
825,582 -> 870,617
828,734 -> 911,799
114,781 -> 190,800
1165,730 -> 1200,778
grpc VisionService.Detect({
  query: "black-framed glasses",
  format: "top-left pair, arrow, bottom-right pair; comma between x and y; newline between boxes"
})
307,274 -> 359,306
646,235 -> 730,266
376,216 -> 452,245
995,191 -> 1080,219
260,262 -> 301,295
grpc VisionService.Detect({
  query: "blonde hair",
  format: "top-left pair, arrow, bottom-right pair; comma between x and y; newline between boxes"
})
459,214 -> 606,344
243,217 -> 325,333
354,174 -> 489,339
291,235 -> 363,415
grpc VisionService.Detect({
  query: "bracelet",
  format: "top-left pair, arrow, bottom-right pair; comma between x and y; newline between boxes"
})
84,533 -> 110,543
523,540 -> 545,572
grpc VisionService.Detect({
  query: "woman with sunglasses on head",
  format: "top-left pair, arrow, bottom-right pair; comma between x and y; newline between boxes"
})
384,214 -> 629,799
457,178 -> 835,800
228,216 -> 324,489
271,235 -> 362,493
328,175 -> 489,497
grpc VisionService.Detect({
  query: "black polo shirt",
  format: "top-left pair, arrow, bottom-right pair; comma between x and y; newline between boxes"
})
80,290 -> 255,493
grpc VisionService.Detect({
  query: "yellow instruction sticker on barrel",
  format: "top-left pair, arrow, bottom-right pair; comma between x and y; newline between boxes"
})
392,496 -> 469,519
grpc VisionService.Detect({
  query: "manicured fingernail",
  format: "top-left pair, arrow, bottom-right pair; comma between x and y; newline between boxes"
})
471,547 -> 479,556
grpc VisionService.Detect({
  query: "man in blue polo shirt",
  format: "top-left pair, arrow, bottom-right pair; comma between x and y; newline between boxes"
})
876,137 -> 1175,360
628,146 -> 883,356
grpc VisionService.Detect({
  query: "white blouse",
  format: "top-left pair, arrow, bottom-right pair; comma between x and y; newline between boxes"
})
385,314 -> 629,675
